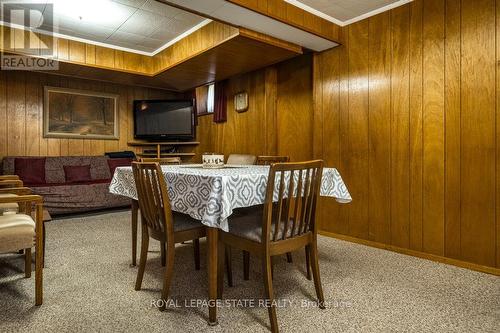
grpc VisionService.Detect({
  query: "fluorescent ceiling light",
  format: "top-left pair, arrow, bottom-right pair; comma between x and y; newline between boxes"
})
51,0 -> 130,27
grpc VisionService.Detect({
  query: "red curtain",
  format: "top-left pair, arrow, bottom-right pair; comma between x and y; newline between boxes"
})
213,80 -> 227,123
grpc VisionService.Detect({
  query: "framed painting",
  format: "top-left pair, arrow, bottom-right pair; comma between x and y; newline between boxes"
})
43,86 -> 119,140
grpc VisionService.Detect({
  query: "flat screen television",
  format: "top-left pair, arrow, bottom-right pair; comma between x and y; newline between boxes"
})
133,99 -> 195,141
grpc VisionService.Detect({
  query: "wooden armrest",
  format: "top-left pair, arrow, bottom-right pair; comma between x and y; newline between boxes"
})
0,179 -> 24,187
0,194 -> 42,204
0,175 -> 19,180
0,187 -> 32,195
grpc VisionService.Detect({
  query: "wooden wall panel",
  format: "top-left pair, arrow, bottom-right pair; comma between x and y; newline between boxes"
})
313,0 -> 500,271
276,55 -> 313,161
421,0 -> 445,256
460,0 -> 496,267
408,0 -> 424,253
390,6 -> 411,248
367,12 -> 391,244
0,72 -> 180,160
347,21 -> 369,239
444,0 -> 461,259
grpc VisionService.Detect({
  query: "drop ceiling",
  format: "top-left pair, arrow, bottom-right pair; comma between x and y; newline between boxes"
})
0,0 -> 210,55
285,0 -> 413,25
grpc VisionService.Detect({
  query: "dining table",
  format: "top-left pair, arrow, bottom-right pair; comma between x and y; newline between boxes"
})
109,163 -> 351,325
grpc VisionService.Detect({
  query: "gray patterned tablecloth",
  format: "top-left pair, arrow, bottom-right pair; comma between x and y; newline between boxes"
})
109,165 -> 351,231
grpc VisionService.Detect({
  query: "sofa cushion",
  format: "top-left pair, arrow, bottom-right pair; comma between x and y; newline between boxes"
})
44,156 -> 111,183
0,213 -> 35,253
64,165 -> 92,183
14,157 -> 46,184
108,158 -> 132,176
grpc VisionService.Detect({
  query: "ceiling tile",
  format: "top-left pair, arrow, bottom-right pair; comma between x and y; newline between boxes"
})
289,0 -> 403,23
111,0 -> 147,8
119,9 -> 168,36
141,0 -> 183,18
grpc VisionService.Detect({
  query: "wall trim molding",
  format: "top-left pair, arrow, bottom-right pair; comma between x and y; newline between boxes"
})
318,230 -> 500,276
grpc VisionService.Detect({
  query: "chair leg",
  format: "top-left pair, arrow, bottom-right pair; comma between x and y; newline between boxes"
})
217,241 -> 225,299
42,223 -> 46,268
131,200 -> 138,267
305,245 -> 312,280
160,241 -> 166,267
286,252 -> 293,263
160,244 -> 175,311
243,250 -> 250,280
135,227 -> 149,291
310,241 -> 325,309
263,255 -> 279,333
225,246 -> 233,287
24,248 -> 31,278
193,238 -> 201,270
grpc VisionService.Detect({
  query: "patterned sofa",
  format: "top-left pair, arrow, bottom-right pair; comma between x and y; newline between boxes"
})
2,156 -> 132,215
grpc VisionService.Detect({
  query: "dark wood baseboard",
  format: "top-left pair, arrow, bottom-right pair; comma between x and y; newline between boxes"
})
318,230 -> 500,276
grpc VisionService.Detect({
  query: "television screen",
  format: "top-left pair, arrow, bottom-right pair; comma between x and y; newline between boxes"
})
133,99 -> 195,141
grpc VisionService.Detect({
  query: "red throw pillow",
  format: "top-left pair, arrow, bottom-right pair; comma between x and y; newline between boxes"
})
107,158 -> 132,175
64,165 -> 91,183
14,157 -> 46,184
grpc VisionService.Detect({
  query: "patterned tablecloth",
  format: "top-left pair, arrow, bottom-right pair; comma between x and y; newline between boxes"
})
109,165 -> 351,231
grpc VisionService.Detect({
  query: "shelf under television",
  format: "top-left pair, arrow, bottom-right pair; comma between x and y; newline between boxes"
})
127,141 -> 200,146
136,153 -> 196,157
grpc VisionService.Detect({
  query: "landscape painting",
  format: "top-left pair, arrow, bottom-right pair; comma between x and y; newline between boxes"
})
44,87 -> 119,139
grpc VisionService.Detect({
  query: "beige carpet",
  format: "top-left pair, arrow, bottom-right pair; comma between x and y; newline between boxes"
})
0,210 -> 499,333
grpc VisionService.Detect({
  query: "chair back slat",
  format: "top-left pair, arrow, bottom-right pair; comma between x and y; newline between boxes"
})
132,162 -> 174,239
256,155 -> 290,165
272,171 -> 286,242
263,160 -> 323,244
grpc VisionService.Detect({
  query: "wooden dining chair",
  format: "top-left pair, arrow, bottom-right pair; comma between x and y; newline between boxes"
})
132,162 -> 206,307
0,193 -> 44,305
226,154 -> 257,165
218,160 -> 325,332
131,157 -> 181,265
256,156 -> 290,165
139,157 -> 181,165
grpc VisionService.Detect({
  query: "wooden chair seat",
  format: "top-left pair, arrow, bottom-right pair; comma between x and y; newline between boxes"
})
228,206 -> 297,243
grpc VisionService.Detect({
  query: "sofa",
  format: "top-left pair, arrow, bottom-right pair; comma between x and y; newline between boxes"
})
2,156 -> 132,215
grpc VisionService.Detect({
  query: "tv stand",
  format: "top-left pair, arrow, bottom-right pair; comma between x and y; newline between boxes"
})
127,141 -> 200,159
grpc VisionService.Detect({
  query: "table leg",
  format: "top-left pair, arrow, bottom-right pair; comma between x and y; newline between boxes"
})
131,199 -> 138,267
207,227 -> 218,326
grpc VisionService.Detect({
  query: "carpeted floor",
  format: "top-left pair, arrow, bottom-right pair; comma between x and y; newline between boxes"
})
0,210 -> 499,333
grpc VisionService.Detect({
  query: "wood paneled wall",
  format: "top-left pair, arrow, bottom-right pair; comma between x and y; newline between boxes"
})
314,0 -> 500,271
196,0 -> 500,273
194,55 -> 313,161
0,71 -> 179,159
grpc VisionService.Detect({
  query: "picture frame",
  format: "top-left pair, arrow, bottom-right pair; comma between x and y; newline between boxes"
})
43,86 -> 119,140
234,91 -> 248,113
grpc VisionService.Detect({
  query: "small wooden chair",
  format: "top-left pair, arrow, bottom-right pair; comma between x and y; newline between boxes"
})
0,193 -> 44,305
0,187 -> 47,267
218,160 -> 326,332
132,162 -> 206,307
226,154 -> 257,165
139,157 -> 181,165
256,156 -> 290,165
